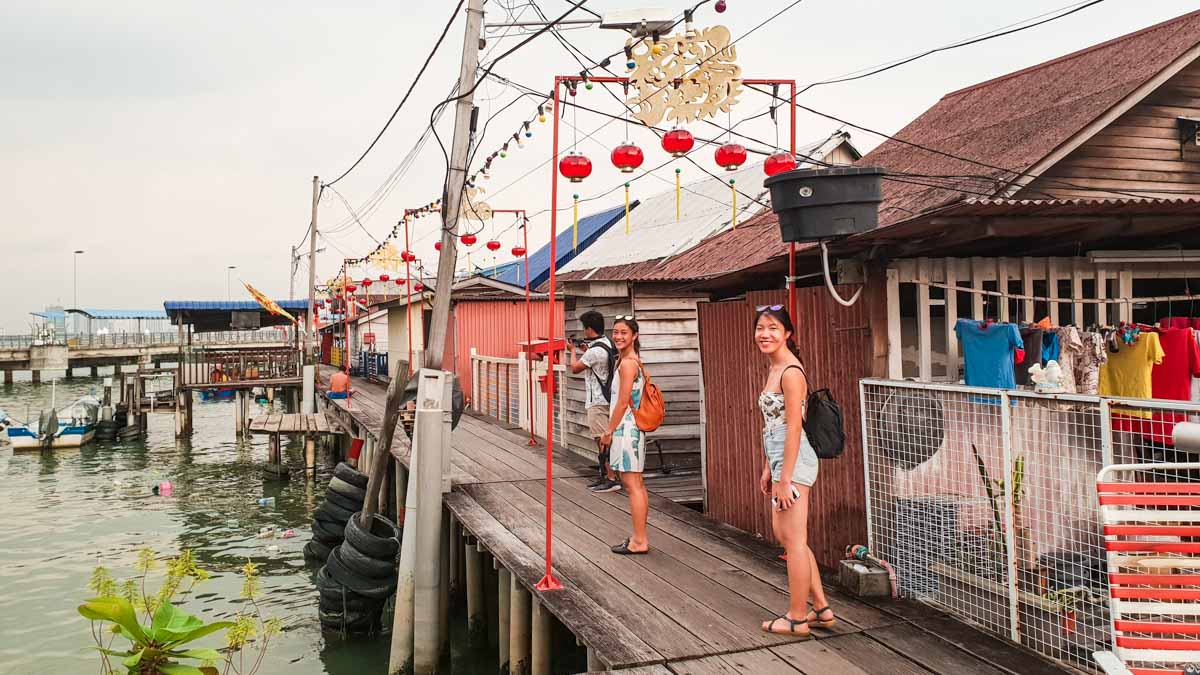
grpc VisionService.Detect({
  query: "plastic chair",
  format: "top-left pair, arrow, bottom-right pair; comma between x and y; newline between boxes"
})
1096,462 -> 1200,675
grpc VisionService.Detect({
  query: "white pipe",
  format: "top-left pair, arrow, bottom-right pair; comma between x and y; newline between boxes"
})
821,240 -> 862,307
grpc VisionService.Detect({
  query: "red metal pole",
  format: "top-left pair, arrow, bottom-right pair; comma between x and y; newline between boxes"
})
789,81 -> 797,324
536,79 -> 563,592
343,260 -> 351,375
522,212 -> 537,446
404,212 -> 414,376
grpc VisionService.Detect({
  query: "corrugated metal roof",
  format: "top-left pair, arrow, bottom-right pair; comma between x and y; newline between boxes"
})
934,196 -> 1200,217
69,308 -> 168,320
485,203 -> 628,288
163,300 -> 309,311
860,10 -> 1200,227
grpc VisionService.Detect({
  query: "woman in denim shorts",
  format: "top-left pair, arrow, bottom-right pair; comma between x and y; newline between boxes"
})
755,306 -> 835,639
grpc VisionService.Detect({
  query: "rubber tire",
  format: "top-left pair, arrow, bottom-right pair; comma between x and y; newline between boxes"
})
344,512 -> 400,560
325,489 -> 363,513
338,538 -> 396,579
304,539 -> 333,562
324,547 -> 396,600
312,518 -> 346,543
319,607 -> 378,633
333,462 -> 369,489
317,499 -> 356,524
328,476 -> 367,503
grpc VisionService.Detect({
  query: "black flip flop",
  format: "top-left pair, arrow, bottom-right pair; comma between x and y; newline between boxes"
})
611,538 -> 648,555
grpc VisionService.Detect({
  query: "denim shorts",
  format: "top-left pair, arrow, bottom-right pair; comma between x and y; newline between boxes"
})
763,424 -> 818,487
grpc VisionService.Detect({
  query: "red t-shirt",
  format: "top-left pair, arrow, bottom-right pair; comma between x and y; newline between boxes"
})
1140,327 -> 1200,444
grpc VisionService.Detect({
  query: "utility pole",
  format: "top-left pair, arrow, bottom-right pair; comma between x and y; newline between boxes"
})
306,176 -> 320,362
423,0 -> 484,371
289,245 -> 297,301
383,2 -> 483,673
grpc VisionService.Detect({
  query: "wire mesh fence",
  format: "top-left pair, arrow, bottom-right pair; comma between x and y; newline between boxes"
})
861,378 -> 1200,672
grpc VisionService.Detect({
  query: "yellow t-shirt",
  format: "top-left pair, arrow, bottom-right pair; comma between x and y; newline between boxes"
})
1099,332 -> 1164,415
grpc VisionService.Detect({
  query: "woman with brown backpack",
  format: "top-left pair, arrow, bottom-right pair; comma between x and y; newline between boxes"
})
600,316 -> 663,555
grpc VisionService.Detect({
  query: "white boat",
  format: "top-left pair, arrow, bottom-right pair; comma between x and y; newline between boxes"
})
6,386 -> 100,451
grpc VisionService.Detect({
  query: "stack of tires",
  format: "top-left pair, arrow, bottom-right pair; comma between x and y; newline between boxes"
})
316,512 -> 401,633
304,463 -> 368,563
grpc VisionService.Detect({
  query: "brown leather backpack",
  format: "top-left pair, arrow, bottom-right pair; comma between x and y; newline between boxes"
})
633,363 -> 665,432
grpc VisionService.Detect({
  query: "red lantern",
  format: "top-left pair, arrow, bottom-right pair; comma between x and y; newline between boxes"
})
764,152 -> 798,177
361,278 -> 372,287
511,246 -> 527,257
558,153 -> 592,183
486,240 -> 501,252
395,278 -> 406,286
379,274 -> 390,282
461,233 -> 477,246
715,143 -> 747,171
345,284 -> 357,293
662,129 -> 694,157
611,143 -> 644,173
400,250 -> 416,262
434,241 -> 442,251
413,282 -> 425,292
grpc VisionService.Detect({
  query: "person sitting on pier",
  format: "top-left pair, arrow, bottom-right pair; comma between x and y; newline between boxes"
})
328,369 -> 352,399
754,305 -> 835,638
600,316 -> 650,555
569,310 -> 620,494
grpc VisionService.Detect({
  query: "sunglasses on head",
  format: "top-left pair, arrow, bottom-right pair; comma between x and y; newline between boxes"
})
756,304 -> 784,312
614,315 -> 635,321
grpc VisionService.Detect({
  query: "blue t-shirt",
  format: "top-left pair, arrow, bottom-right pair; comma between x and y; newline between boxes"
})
955,319 -> 1022,389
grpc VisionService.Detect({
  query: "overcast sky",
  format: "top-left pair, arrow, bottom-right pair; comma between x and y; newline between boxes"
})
2,0 -> 1196,333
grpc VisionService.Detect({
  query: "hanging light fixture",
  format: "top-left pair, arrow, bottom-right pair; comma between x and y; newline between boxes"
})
394,278 -> 406,286
715,143 -> 747,171
361,278 -> 373,287
486,240 -> 501,251
662,129 -> 695,157
461,233 -> 478,246
379,274 -> 390,282
611,143 -> 644,173
764,152 -> 798,176
558,153 -> 592,183
511,245 -> 526,257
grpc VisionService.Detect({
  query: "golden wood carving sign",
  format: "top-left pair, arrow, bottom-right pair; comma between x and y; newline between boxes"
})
625,24 -> 742,127
460,186 -> 492,222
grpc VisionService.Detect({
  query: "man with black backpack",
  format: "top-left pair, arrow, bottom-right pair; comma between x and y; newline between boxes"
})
570,310 -> 621,493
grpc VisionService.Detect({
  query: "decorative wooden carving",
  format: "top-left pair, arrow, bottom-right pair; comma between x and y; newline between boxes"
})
460,186 -> 493,222
625,24 -> 742,127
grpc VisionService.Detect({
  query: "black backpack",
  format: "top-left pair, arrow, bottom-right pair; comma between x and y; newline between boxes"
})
587,339 -> 620,403
793,365 -> 845,460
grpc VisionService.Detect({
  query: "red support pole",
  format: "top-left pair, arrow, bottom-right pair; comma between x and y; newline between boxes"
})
523,212 -> 536,446
536,79 -> 563,592
343,260 -> 350,375
404,212 -> 414,376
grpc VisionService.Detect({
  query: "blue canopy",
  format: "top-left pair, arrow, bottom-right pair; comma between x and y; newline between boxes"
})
69,308 -> 168,320
163,300 -> 308,312
164,300 -> 309,332
484,203 -> 632,288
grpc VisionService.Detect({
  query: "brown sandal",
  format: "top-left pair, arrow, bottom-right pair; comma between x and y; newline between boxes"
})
807,606 -> 836,629
761,615 -> 812,639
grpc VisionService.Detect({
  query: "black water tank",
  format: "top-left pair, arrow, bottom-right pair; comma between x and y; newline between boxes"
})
764,166 -> 885,242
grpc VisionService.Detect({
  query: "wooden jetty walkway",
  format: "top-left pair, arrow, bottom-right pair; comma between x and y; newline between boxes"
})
318,366 -> 1075,674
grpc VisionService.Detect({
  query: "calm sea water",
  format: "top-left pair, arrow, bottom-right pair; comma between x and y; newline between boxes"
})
0,371 -> 497,674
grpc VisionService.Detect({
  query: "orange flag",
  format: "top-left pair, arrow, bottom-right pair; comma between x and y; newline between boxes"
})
244,282 -> 297,323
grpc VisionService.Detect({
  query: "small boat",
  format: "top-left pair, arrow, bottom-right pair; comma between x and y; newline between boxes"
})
199,388 -> 236,401
6,385 -> 100,451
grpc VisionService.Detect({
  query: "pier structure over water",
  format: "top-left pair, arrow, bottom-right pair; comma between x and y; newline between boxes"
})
318,365 -> 1076,675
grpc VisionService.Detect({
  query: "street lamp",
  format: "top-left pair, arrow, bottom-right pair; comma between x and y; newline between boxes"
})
73,250 -> 85,336
227,266 -> 237,303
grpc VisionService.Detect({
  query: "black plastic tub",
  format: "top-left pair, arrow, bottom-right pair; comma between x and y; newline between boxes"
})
764,165 -> 885,242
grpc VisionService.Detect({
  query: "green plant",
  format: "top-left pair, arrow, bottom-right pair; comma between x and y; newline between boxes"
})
80,549 -> 280,675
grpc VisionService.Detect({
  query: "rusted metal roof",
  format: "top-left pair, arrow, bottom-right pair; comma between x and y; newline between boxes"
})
863,10 -> 1200,227
929,196 -> 1200,217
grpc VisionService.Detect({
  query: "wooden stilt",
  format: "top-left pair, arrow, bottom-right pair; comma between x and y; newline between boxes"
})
485,553 -> 499,650
498,567 -> 511,675
509,576 -> 530,675
586,647 -> 601,672
464,538 -> 485,646
174,390 -> 185,437
32,370 -> 40,384
448,516 -> 461,599
90,366 -> 99,377
234,390 -> 245,437
304,435 -> 316,478
2,370 -> 12,385
531,596 -> 551,675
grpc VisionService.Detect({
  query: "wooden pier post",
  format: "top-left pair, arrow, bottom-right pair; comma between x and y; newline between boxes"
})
464,538 -> 485,646
234,390 -> 245,437
586,648 -> 601,672
509,576 -> 531,675
304,435 -> 316,478
531,597 -> 551,675
64,367 -> 73,380
90,366 -> 98,378
175,390 -> 186,437
448,516 -> 461,598
31,370 -> 40,384
3,370 -> 12,385
485,552 -> 499,650
498,567 -> 511,675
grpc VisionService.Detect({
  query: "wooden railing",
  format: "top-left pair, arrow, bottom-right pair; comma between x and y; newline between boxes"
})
180,346 -> 301,387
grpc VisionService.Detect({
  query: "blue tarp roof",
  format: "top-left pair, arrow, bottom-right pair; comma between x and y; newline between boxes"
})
70,308 -> 168,320
163,300 -> 308,312
484,203 -> 632,288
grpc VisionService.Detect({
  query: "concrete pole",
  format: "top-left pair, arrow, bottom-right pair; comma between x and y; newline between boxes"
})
531,597 -> 551,675
485,553 -> 499,650
234,390 -> 244,437
509,576 -> 531,675
498,567 -> 511,674
423,0 -> 484,371
306,176 -> 320,365
412,370 -> 451,673
439,508 -> 450,657
448,516 -> 461,598
389,441 -> 421,675
305,435 -> 316,478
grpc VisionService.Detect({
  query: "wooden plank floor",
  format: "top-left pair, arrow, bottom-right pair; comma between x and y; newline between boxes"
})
317,366 -> 1078,674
